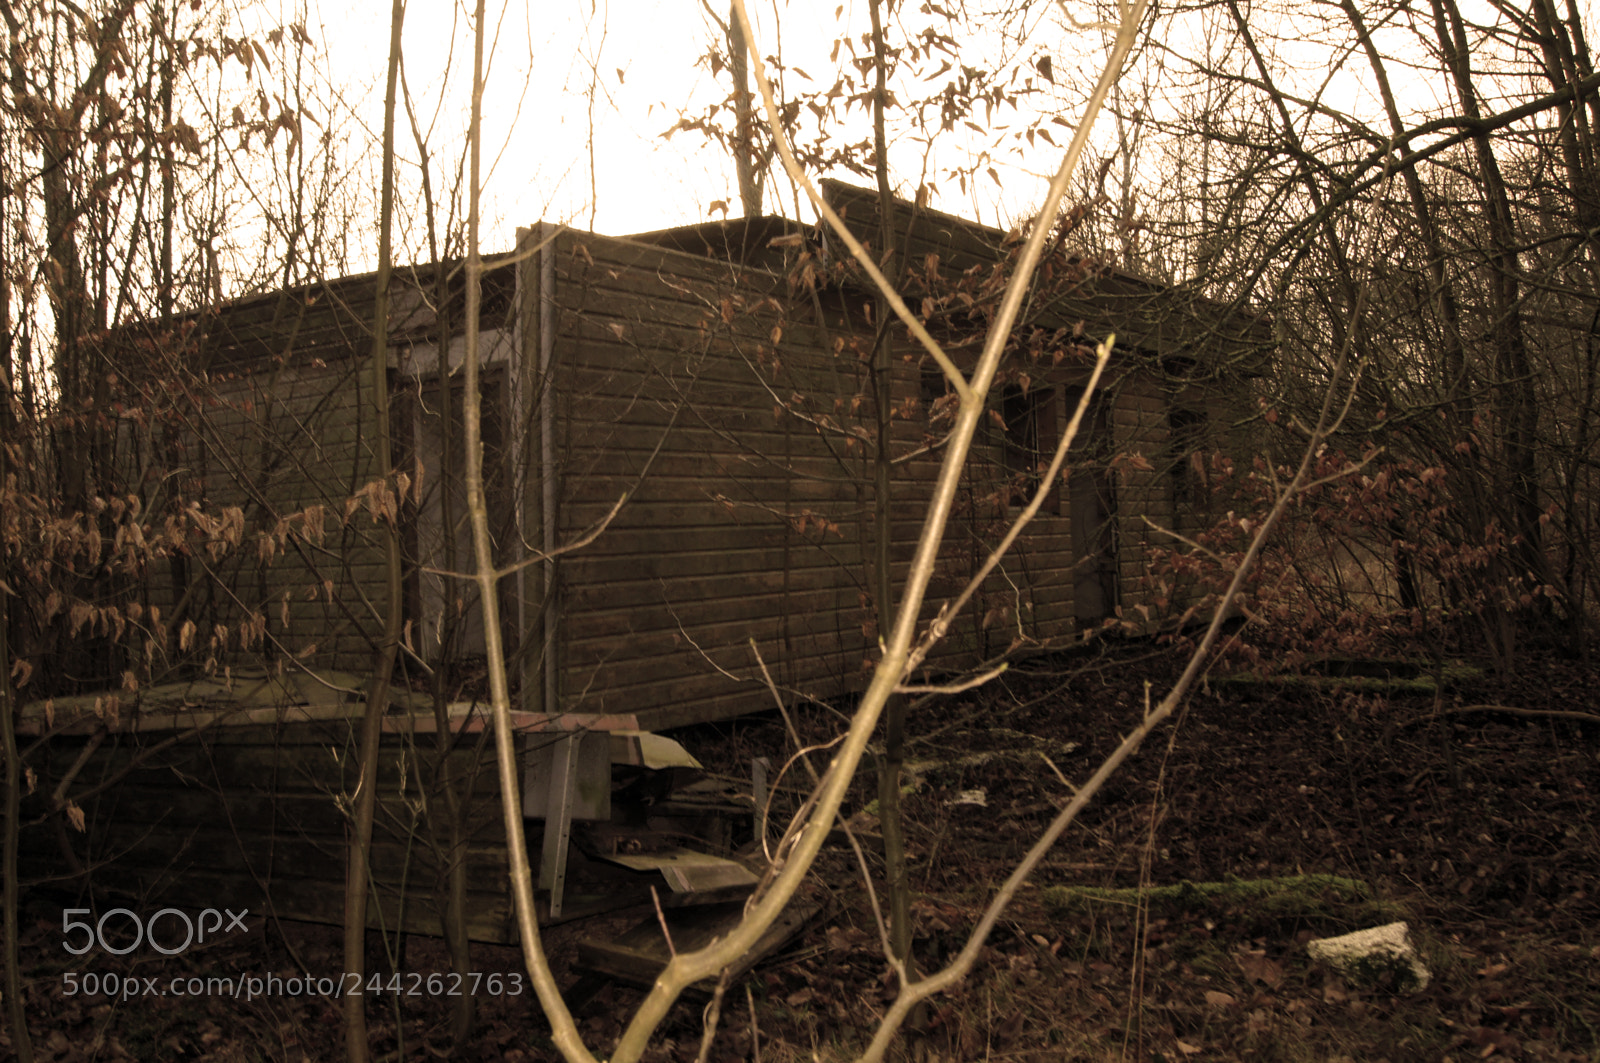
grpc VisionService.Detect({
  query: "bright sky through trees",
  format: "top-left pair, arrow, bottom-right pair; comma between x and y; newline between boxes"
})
304,0 -> 836,249
273,0 -> 1102,263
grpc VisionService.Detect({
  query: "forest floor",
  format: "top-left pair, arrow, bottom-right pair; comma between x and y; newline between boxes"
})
9,642 -> 1599,1062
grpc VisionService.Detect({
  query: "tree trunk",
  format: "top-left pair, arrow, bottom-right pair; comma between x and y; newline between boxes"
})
342,3 -> 406,1060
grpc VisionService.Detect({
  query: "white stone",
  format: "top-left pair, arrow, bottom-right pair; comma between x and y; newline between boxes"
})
1307,921 -> 1431,992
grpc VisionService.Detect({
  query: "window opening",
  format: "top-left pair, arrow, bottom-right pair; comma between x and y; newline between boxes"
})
1168,405 -> 1207,513
999,385 -> 1059,512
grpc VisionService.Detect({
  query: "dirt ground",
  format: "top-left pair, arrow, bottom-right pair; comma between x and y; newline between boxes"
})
8,642 -> 1599,1062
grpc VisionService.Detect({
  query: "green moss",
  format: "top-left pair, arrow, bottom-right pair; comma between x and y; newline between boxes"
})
1041,874 -> 1406,929
1215,658 -> 1481,695
1347,949 -> 1428,993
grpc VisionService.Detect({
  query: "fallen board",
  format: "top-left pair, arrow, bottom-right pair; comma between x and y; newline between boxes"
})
575,897 -> 821,996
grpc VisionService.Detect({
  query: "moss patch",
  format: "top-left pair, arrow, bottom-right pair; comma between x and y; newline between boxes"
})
1216,658 -> 1482,695
1041,874 -> 1406,928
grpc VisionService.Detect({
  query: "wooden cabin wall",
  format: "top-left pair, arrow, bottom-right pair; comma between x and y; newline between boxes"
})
18,721 -> 518,943
102,266 -> 521,685
897,360 -> 1177,662
1108,371 -> 1181,626
548,232 -> 874,727
121,357 -> 390,676
539,231 -> 1208,728
1163,380 -> 1266,540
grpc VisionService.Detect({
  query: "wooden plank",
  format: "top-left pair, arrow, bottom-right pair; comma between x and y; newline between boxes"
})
576,898 -> 818,993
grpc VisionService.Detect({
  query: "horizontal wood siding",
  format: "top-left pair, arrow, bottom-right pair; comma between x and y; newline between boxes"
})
19,724 -> 520,943
549,232 -> 870,721
541,231 -> 1201,724
101,204 -> 1257,729
134,360 -> 391,674
1108,374 -> 1175,625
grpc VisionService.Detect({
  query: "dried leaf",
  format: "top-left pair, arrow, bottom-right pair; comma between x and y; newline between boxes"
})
1235,948 -> 1285,988
1204,990 -> 1237,1008
66,801 -> 86,832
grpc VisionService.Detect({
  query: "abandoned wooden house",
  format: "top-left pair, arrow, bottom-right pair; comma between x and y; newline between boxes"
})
18,181 -> 1270,944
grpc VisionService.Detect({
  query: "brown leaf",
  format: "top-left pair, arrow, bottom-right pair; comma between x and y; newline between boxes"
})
1204,990 -> 1237,1008
66,801 -> 86,832
1235,948 -> 1285,988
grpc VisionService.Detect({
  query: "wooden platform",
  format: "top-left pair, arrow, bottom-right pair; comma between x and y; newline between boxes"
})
17,670 -> 760,945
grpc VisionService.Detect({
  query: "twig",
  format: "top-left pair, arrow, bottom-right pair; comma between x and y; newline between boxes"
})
48,731 -> 105,811
909,340 -> 1114,678
896,663 -> 1009,696
746,983 -> 762,1063
1402,704 -> 1600,726
694,976 -> 730,1063
1139,515 -> 1227,566
650,885 -> 676,959
1039,753 -> 1078,795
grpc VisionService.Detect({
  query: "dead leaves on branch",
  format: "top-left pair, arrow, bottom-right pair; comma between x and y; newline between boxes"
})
1,450 -> 411,697
344,473 -> 411,527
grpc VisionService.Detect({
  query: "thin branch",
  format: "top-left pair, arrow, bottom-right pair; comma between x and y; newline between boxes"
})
895,664 -> 1010,696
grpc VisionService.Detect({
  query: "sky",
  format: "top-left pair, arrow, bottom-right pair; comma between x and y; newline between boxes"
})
243,0 -> 1588,275
300,0 -> 871,252
269,0 -> 1106,264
